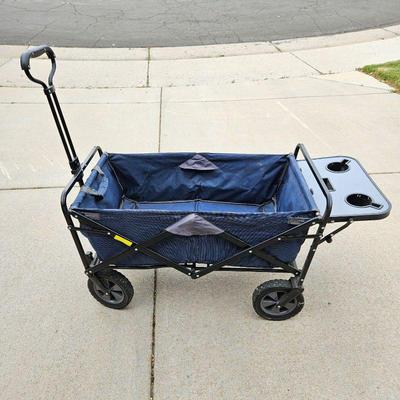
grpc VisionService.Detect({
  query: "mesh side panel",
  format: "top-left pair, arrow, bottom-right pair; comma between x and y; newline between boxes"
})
80,210 -> 312,267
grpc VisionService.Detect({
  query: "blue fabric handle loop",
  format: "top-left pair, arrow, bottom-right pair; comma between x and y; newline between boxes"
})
80,166 -> 108,200
92,165 -> 104,176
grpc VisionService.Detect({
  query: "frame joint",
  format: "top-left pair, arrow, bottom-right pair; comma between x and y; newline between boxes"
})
69,157 -> 82,176
43,85 -> 55,95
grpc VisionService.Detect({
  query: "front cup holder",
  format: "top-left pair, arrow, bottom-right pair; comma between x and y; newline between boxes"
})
346,193 -> 382,209
327,159 -> 350,173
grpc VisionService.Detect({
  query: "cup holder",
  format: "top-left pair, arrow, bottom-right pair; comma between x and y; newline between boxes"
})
327,159 -> 350,173
346,193 -> 382,209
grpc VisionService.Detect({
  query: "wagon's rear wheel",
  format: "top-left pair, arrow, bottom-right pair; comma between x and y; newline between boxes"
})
87,270 -> 134,309
252,279 -> 304,320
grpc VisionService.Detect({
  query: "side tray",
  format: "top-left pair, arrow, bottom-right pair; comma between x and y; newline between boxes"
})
298,156 -> 391,222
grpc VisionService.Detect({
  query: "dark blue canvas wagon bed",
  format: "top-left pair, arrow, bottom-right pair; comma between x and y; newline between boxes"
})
20,45 -> 391,320
71,152 -> 318,267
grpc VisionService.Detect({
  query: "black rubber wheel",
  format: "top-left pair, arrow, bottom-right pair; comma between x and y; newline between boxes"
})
87,270 -> 134,309
252,279 -> 304,321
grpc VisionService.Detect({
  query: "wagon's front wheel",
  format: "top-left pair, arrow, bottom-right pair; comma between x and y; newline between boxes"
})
252,279 -> 304,320
88,270 -> 134,309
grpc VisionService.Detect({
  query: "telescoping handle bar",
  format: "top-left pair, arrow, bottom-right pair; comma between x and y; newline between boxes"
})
20,45 -> 82,183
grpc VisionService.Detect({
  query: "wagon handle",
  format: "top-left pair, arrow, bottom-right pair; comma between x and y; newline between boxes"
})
20,45 -> 82,182
294,143 -> 332,223
20,45 -> 56,88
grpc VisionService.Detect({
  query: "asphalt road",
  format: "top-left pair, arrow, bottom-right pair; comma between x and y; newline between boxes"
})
1,0 -> 400,48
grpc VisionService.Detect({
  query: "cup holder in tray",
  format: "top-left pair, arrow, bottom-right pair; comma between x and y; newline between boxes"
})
346,193 -> 382,209
327,159 -> 350,173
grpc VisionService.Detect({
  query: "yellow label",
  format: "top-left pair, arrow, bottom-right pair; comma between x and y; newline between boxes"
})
114,235 -> 133,247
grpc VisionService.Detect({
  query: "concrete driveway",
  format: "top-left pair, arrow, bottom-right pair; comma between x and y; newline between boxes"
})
0,35 -> 399,399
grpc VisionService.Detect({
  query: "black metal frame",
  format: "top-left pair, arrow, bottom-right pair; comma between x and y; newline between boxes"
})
21,46 -> 354,304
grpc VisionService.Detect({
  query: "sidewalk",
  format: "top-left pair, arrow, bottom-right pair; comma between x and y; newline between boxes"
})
0,29 -> 399,400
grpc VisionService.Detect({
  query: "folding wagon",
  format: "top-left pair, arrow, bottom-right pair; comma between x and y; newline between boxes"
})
20,46 -> 391,320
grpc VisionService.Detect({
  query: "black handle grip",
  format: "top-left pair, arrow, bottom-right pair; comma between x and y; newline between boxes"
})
20,45 -> 57,89
20,45 -> 55,71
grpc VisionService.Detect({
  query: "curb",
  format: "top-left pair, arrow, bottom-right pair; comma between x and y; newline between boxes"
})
1,25 -> 400,61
